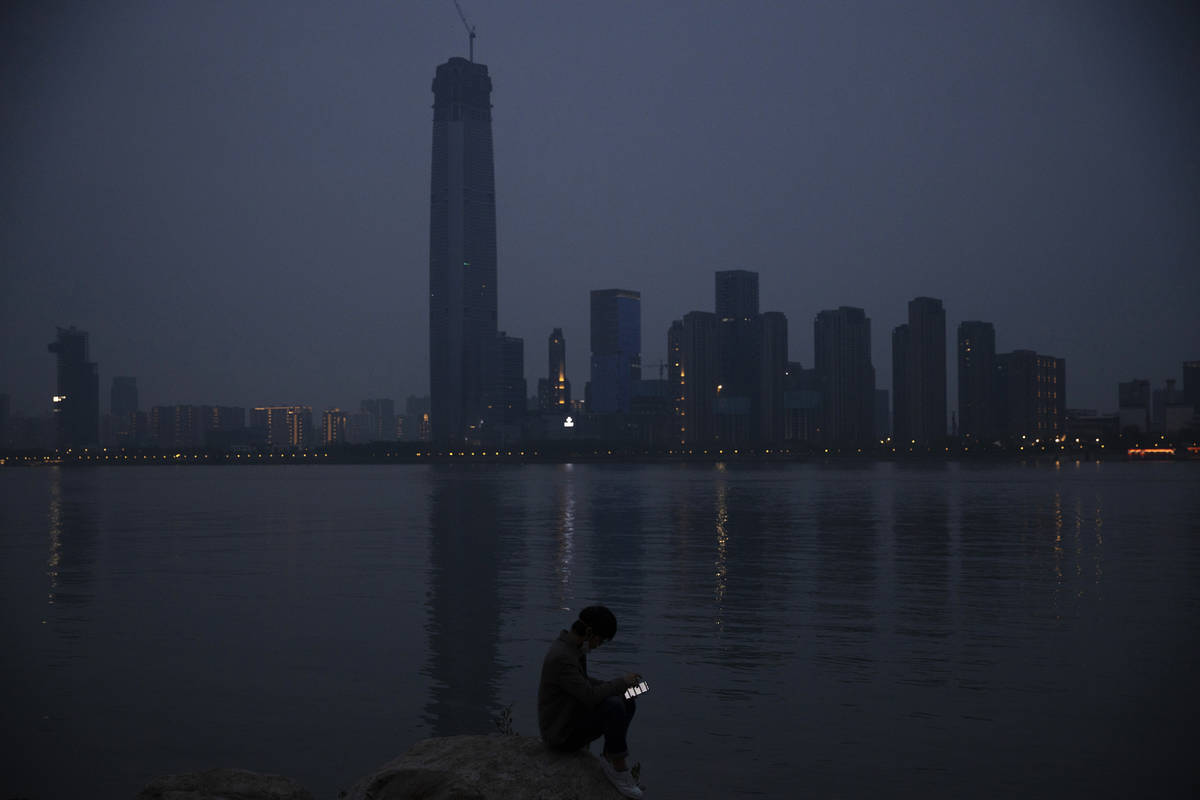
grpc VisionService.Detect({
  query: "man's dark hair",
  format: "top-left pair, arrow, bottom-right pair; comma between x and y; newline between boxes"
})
571,605 -> 618,640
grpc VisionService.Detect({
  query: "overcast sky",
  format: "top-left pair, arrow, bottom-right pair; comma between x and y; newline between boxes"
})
2,0 -> 1197,417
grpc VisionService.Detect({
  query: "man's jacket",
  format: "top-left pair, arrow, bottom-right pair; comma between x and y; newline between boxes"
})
537,630 -> 626,747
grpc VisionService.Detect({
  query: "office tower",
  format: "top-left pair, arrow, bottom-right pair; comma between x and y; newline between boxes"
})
759,311 -> 788,443
957,321 -> 996,442
429,57 -> 498,445
1117,379 -> 1151,433
484,332 -> 524,441
713,271 -> 759,444
995,351 -> 1065,439
672,311 -> 719,444
713,270 -> 787,445
110,376 -> 138,418
589,289 -> 642,414
48,326 -> 99,449
894,297 -> 946,446
715,270 -> 759,321
250,406 -> 313,449
322,409 -> 348,445
667,321 -> 686,443
891,324 -> 909,444
814,307 -> 876,447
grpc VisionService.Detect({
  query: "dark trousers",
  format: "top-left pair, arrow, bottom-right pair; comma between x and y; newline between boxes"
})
562,695 -> 637,759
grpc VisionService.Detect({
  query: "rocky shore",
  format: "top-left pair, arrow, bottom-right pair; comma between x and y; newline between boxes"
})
137,734 -> 628,800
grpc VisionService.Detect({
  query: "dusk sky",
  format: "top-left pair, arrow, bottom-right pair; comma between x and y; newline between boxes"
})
2,0 -> 1197,418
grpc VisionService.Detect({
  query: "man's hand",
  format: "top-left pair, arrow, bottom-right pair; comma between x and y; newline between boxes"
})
624,673 -> 642,686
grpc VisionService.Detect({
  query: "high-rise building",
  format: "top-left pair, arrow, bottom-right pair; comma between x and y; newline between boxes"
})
712,270 -> 787,446
995,351 -> 1065,440
150,404 -> 200,449
891,324 -> 909,444
104,376 -> 140,448
1152,379 -> 1192,434
667,320 -> 686,443
250,406 -> 312,449
0,393 -> 9,448
894,297 -> 946,446
957,321 -> 996,442
874,389 -> 890,439
110,376 -> 138,418
814,307 -> 875,447
199,406 -> 245,445
485,332 -> 525,441
360,399 -> 396,442
322,409 -> 348,445
758,311 -> 788,443
428,57 -> 498,445
672,311 -> 719,444
589,289 -> 642,414
783,362 -> 822,443
541,328 -> 571,411
1184,361 -> 1200,419
715,270 -> 759,321
48,326 -> 99,449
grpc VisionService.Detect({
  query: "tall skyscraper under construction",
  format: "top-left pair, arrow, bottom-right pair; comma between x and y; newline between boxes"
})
428,56 -> 498,445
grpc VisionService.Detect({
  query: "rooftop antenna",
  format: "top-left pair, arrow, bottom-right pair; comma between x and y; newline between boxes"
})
453,0 -> 477,62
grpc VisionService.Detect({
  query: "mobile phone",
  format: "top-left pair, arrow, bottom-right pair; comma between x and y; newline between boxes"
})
624,680 -> 649,700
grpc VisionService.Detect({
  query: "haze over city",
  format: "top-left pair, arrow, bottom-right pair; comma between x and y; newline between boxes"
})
3,0 -> 1197,417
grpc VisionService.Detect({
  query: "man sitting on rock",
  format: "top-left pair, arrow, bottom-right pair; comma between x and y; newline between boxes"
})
538,605 -> 644,799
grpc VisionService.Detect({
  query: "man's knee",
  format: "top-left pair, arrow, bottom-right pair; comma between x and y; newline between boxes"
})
600,694 -> 635,722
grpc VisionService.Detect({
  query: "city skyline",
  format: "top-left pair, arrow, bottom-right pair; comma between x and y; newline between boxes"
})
2,2 -> 1197,416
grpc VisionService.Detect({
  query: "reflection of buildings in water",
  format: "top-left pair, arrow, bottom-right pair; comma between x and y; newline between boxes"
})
890,478 -> 952,686
47,467 -> 62,604
1086,490 -> 1104,586
713,472 -> 728,628
892,484 -> 951,618
421,470 -> 508,737
1053,490 -> 1065,584
706,467 -> 793,664
813,481 -> 879,683
1003,472 -> 1107,614
585,473 -> 646,619
44,466 -> 97,614
1051,482 -> 1107,614
554,464 -> 577,611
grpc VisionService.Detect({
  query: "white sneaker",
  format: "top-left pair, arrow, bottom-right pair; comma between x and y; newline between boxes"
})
600,758 -> 644,798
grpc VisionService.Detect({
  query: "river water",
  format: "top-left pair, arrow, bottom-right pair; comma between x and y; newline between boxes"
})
1,461 -> 1196,798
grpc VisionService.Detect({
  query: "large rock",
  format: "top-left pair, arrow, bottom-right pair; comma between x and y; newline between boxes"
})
340,734 -> 629,800
136,767 -> 315,800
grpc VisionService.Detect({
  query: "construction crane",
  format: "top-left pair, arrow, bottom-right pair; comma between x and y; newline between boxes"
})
453,0 -> 477,62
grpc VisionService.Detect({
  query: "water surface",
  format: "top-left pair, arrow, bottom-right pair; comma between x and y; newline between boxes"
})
1,461 -> 1196,798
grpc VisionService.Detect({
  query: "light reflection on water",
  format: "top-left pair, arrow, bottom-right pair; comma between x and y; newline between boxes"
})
46,465 -> 62,605
0,461 -> 1196,799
